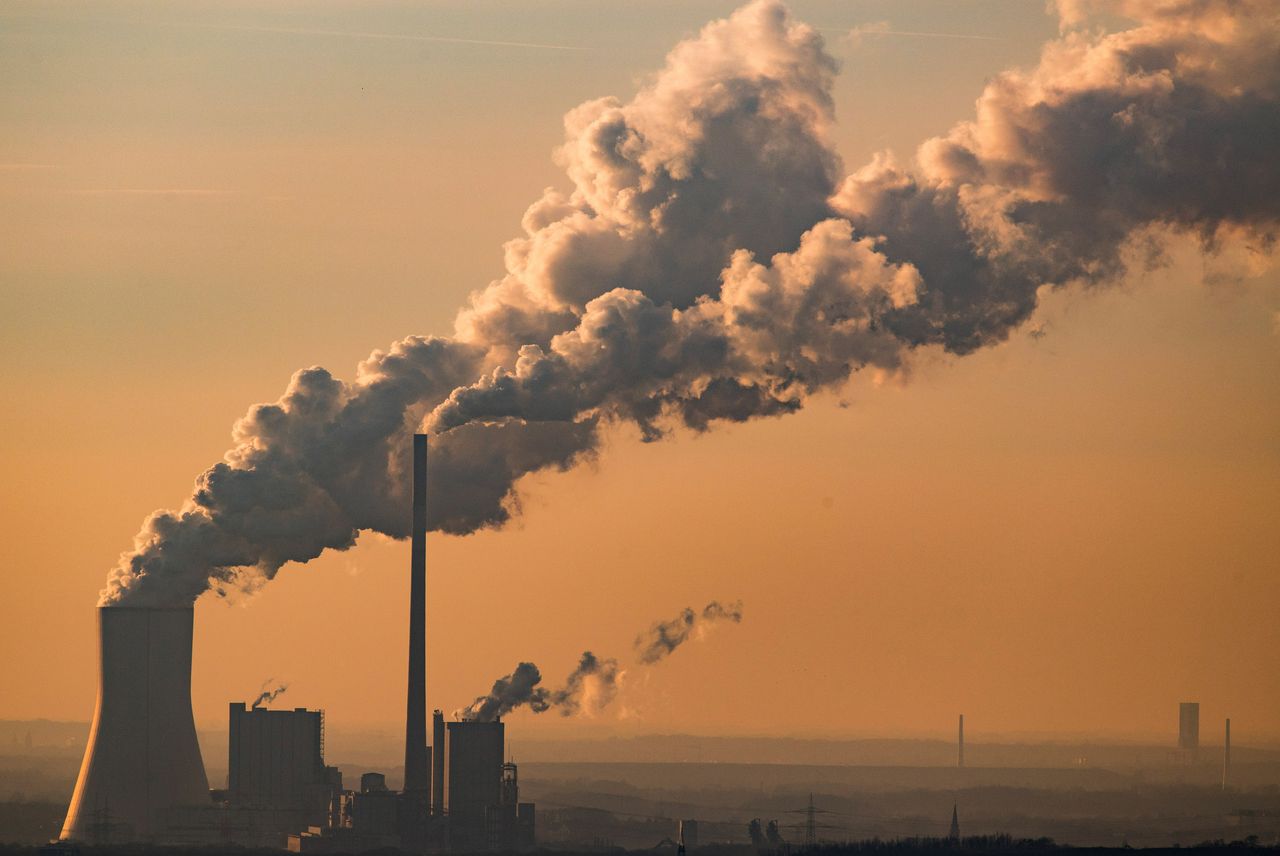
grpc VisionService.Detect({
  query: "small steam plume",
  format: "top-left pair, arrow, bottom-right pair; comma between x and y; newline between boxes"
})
101,0 -> 1280,607
459,662 -> 550,722
635,600 -> 744,665
250,679 -> 289,709
547,651 -> 622,717
458,652 -> 621,723
459,603 -> 741,721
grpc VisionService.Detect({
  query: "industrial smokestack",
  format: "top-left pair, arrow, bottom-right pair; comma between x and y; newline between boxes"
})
404,434 -> 429,795
1223,718 -> 1232,790
958,714 -> 964,768
62,607 -> 211,842
432,709 -> 445,815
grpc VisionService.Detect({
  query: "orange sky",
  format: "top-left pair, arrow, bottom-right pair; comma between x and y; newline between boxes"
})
1,0 -> 1278,743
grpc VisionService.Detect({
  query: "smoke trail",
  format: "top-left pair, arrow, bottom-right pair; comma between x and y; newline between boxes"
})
458,662 -> 551,722
635,600 -> 744,665
102,0 -> 1280,607
546,651 -> 622,717
458,652 -> 621,722
250,679 -> 289,709
460,603 -> 740,721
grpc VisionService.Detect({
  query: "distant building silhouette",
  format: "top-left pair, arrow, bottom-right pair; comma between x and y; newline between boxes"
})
1179,702 -> 1200,758
679,819 -> 698,851
949,804 -> 960,841
447,720 -> 504,851
1223,717 -> 1232,790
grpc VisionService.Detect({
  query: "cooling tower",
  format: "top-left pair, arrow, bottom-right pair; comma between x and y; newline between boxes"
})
62,607 -> 211,843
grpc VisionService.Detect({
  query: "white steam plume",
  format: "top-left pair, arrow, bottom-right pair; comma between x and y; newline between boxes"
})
103,0 -> 1280,606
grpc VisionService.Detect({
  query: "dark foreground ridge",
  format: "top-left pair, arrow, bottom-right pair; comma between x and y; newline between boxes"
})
4,837 -> 1279,856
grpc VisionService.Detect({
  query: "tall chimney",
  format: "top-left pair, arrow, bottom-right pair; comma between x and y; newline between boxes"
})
958,714 -> 965,768
1223,717 -> 1231,790
433,709 -> 446,815
62,607 -> 211,842
404,434 -> 429,794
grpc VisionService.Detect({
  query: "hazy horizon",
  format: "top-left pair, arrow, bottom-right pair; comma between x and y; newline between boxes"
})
4,716 -> 1277,752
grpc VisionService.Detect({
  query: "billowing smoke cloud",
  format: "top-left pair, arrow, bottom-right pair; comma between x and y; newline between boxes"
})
635,601 -> 745,665
459,652 -> 621,722
250,679 -> 289,709
829,0 -> 1280,355
102,0 -> 1279,606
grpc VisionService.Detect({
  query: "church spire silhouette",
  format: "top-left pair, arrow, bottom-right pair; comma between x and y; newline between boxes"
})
949,803 -> 960,842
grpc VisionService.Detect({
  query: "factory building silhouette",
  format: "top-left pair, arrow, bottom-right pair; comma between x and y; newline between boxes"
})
1179,702 -> 1200,759
60,435 -> 534,852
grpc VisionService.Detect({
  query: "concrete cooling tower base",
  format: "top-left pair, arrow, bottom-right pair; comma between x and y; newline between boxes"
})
62,606 -> 211,843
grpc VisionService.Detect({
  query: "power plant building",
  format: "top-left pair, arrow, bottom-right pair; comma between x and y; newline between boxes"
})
491,761 -> 536,851
64,436 -> 533,852
228,703 -> 341,833
1179,702 -> 1200,756
447,720 -> 506,851
445,720 -> 534,851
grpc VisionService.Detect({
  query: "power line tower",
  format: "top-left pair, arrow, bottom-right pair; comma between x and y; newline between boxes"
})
783,793 -> 841,848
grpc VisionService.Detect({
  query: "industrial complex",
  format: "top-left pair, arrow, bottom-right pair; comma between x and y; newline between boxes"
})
59,434 -> 536,852
51,433 -> 1247,852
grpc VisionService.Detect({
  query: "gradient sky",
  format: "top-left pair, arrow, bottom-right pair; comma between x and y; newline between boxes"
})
2,0 -> 1278,743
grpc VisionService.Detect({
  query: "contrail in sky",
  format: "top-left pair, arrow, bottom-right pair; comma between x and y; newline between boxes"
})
823,24 -> 1002,42
65,188 -> 234,197
169,21 -> 590,53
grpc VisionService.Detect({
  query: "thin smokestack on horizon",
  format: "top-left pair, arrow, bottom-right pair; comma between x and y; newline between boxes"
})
1223,718 -> 1231,791
958,714 -> 965,768
96,0 -> 1280,608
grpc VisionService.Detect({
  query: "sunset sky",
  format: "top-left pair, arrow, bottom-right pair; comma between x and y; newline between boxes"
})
2,0 -> 1278,744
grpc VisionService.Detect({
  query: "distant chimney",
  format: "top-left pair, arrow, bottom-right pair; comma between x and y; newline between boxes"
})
958,714 -> 965,768
404,435 -> 429,794
1223,718 -> 1231,790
